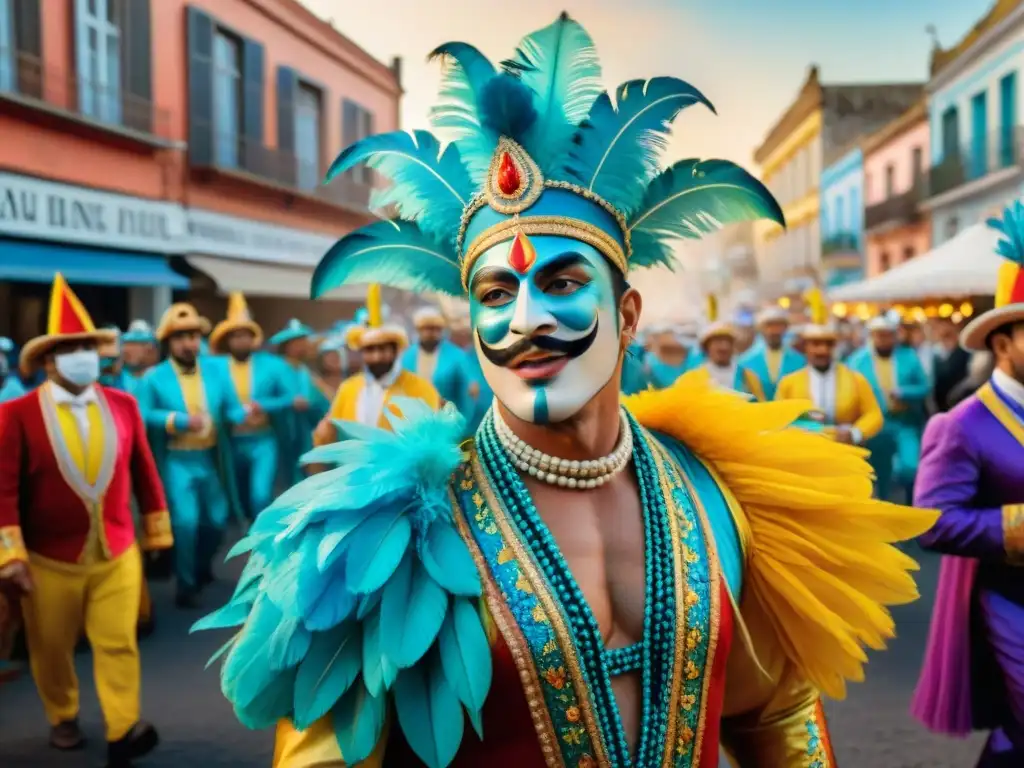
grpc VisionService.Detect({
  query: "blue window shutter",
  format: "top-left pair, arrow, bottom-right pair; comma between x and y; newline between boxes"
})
187,5 -> 215,166
276,65 -> 297,184
241,36 -> 264,171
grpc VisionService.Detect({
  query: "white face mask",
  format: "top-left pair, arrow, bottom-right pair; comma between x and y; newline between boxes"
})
55,349 -> 100,387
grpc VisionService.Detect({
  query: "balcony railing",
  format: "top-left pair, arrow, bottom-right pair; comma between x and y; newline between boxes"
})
864,185 -> 923,231
929,127 -> 1023,198
194,125 -> 372,212
821,233 -> 860,255
0,48 -> 172,140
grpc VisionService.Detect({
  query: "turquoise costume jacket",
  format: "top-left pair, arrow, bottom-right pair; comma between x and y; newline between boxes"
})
401,340 -> 471,416
620,342 -> 651,395
647,352 -> 700,390
135,357 -> 246,521
739,342 -> 805,401
461,347 -> 492,433
847,346 -> 929,424
277,359 -> 331,484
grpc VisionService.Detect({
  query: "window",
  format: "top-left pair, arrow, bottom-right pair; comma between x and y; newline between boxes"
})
213,30 -> 241,168
970,90 -> 988,179
879,251 -> 891,272
902,245 -> 915,263
75,0 -> 122,124
999,72 -> 1017,167
941,106 -> 959,162
0,0 -> 12,92
945,216 -> 959,241
294,82 -> 322,191
343,100 -> 374,184
911,146 -> 924,189
884,163 -> 895,198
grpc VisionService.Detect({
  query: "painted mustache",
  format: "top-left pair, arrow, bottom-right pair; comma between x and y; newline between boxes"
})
477,319 -> 600,368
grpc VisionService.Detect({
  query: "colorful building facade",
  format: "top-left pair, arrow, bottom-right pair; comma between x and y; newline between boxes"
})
862,101 -> 930,278
754,66 -> 922,298
926,0 -> 1024,246
0,0 -> 400,343
819,146 -> 865,287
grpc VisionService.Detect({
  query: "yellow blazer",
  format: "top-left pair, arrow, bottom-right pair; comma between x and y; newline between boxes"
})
314,369 -> 440,446
775,363 -> 884,442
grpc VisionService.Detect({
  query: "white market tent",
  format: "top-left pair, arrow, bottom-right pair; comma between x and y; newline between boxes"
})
828,223 -> 1001,303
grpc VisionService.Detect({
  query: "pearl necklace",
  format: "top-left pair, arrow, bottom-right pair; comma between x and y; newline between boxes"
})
492,408 -> 633,489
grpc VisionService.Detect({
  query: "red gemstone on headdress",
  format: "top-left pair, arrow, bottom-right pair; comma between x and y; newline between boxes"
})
497,152 -> 522,195
508,231 -> 536,274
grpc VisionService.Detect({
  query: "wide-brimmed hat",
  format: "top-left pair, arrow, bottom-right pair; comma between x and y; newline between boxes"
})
800,324 -> 839,342
346,283 -> 408,351
20,273 -> 117,374
209,292 -> 263,352
122,319 -> 157,345
866,310 -> 900,334
698,320 -> 737,346
268,318 -> 314,347
156,303 -> 211,342
412,305 -> 447,329
962,202 -> 1024,351
756,306 -> 789,326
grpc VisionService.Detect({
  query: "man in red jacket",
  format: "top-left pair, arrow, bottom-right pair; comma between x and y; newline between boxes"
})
0,274 -> 173,768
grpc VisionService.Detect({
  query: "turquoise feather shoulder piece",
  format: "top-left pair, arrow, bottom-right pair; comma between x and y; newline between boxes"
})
193,399 -> 492,768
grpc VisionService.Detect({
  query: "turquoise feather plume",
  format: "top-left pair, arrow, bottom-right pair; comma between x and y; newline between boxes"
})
194,400 -> 493,768
564,77 -> 715,217
988,199 -> 1024,265
312,220 -> 462,299
428,42 -> 498,182
501,13 -> 602,175
325,130 -> 472,245
628,158 -> 786,268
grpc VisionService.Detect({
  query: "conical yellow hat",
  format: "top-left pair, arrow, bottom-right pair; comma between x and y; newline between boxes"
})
347,283 -> 408,351
209,292 -> 263,351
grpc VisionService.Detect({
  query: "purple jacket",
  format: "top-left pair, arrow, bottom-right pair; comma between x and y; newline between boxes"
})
911,381 -> 1024,735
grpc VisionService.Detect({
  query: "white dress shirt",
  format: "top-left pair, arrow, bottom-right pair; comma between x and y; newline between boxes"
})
416,347 -> 438,382
807,364 -> 863,444
993,368 -> 1024,411
705,362 -> 737,390
49,382 -> 98,439
355,365 -> 402,427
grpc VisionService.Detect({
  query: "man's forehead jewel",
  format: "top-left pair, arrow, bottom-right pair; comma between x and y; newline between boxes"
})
309,13 -> 785,319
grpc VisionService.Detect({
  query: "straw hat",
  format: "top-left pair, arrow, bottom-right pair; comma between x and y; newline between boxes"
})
209,292 -> 263,352
156,303 -> 211,342
19,274 -> 117,374
756,306 -> 789,326
346,284 -> 408,351
412,305 -> 447,330
961,202 -> 1024,351
699,320 -> 737,346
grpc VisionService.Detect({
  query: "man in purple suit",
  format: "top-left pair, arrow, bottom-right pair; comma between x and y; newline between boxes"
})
912,202 -> 1024,767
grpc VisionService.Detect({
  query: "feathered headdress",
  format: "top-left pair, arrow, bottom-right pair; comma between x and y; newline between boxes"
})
312,14 -> 785,300
961,199 -> 1024,349
801,286 -> 838,341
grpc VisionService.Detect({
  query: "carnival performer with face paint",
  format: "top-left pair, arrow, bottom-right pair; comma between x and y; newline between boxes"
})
0,275 -> 171,766
197,16 -> 937,767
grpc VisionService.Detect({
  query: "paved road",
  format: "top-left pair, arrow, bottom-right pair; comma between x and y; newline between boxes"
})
0,544 -> 988,767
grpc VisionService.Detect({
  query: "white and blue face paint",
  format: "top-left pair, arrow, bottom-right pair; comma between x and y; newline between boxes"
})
468,232 -> 622,424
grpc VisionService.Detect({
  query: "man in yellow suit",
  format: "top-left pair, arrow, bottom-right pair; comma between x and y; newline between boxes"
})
313,285 -> 439,447
775,321 -> 884,445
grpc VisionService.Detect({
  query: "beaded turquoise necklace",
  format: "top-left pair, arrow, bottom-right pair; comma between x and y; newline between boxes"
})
476,408 -> 679,766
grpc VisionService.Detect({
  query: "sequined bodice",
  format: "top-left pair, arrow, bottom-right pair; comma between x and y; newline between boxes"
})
450,413 -> 724,767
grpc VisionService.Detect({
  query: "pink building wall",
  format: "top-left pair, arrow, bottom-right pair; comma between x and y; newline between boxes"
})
864,119 -> 931,278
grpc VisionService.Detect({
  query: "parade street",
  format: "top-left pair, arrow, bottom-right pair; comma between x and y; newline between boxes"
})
0,543 -> 988,768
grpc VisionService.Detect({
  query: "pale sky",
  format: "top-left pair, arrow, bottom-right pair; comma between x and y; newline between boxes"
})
303,0 -> 995,168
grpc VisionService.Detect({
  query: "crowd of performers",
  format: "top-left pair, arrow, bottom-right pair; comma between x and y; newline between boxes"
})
1,13 -> 1023,768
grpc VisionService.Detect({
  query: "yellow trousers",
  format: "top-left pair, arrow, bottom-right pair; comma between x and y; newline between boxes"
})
21,545 -> 142,741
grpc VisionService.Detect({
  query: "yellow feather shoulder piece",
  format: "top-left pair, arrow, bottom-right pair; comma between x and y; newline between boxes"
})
624,375 -> 938,699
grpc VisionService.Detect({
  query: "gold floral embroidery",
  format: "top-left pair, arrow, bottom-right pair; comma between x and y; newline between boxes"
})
515,572 -> 534,593
541,639 -> 558,655
680,694 -> 696,711
496,546 -> 514,564
684,660 -> 700,680
562,726 -> 585,745
685,590 -> 699,607
577,755 -> 596,768
675,723 -> 695,756
532,604 -> 549,624
566,706 -> 581,723
686,627 -> 702,651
